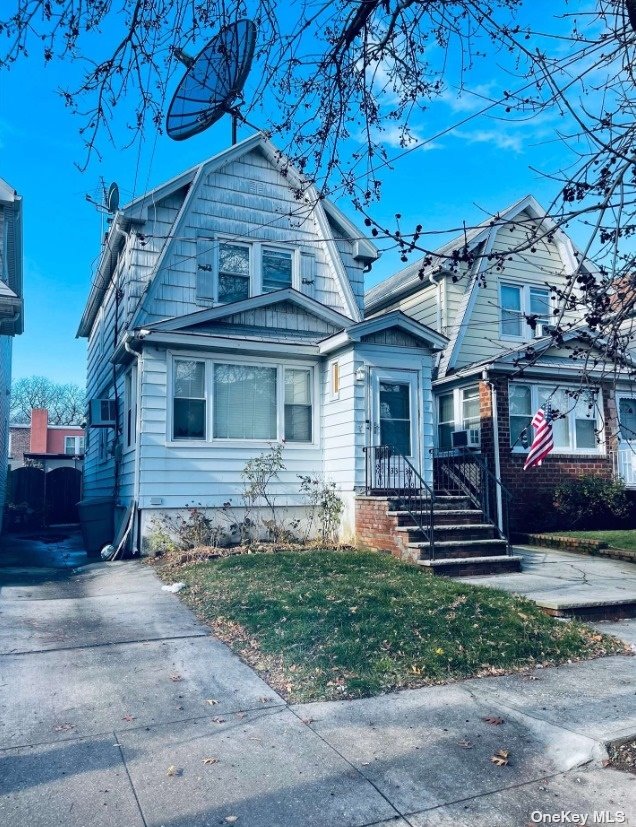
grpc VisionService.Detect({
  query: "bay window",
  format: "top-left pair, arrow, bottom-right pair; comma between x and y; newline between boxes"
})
214,364 -> 277,440
509,382 -> 602,453
173,360 -> 206,440
285,368 -> 312,442
171,357 -> 314,444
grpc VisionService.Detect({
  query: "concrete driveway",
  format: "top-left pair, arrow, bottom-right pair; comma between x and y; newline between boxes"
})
1,534 -> 634,827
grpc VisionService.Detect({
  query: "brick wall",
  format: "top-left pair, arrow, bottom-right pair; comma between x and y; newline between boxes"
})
9,426 -> 30,464
355,497 -> 419,562
480,377 -> 614,532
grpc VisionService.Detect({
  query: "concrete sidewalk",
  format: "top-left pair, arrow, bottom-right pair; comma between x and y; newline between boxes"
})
0,544 -> 634,827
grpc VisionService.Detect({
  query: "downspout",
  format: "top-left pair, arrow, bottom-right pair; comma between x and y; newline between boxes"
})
124,332 -> 144,555
483,369 -> 503,533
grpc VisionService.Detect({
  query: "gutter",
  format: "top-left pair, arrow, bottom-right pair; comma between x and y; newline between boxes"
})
77,216 -> 127,338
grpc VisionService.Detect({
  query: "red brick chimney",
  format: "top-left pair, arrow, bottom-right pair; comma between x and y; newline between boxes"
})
30,408 -> 48,454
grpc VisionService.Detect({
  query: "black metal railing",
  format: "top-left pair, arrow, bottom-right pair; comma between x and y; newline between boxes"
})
434,451 -> 512,553
363,445 -> 435,559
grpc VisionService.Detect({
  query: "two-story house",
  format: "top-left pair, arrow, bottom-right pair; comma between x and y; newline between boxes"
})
366,195 -> 632,532
78,134 -> 447,555
0,177 -> 24,530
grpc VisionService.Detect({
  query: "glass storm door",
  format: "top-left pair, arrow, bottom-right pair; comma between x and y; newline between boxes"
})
370,369 -> 420,470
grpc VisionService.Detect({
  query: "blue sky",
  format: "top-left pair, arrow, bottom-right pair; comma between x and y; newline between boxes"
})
0,6 -> 588,386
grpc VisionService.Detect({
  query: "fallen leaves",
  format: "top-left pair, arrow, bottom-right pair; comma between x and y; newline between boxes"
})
170,674 -> 183,683
211,717 -> 226,724
166,765 -> 183,777
482,715 -> 505,725
224,817 -> 239,824
122,714 -> 136,722
491,749 -> 510,767
203,756 -> 219,765
457,738 -> 474,749
204,698 -> 219,705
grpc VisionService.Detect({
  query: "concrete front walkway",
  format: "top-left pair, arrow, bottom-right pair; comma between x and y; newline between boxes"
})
1,541 -> 635,827
464,545 -> 636,626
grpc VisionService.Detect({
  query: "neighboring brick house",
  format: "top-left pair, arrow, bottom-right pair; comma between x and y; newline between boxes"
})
9,408 -> 85,472
366,195 -> 628,532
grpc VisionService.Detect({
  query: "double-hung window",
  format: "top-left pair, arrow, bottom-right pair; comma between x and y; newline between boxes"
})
172,358 -> 314,444
285,368 -> 312,442
500,283 -> 550,339
509,382 -> 602,453
437,386 -> 480,450
197,238 -> 303,305
262,248 -> 293,292
218,243 -> 250,304
64,436 -> 85,455
173,360 -> 206,440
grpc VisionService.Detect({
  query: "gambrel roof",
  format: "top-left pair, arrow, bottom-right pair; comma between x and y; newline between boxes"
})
77,133 -> 379,338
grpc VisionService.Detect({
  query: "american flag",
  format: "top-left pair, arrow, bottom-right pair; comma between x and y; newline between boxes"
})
523,406 -> 555,470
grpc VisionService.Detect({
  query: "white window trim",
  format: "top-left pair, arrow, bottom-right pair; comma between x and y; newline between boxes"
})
204,236 -> 301,305
166,351 -> 320,449
509,381 -> 605,456
435,384 -> 481,449
64,435 -> 85,455
123,366 -> 138,454
499,279 -> 552,342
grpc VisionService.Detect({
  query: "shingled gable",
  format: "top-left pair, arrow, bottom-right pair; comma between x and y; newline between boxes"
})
140,288 -> 351,339
78,133 -> 378,338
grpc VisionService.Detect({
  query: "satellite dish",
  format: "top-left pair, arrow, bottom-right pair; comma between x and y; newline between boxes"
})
167,19 -> 257,143
106,182 -> 120,213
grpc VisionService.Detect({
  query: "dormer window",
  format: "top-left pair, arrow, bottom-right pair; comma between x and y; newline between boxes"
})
218,242 -> 250,303
262,248 -> 293,292
196,236 -> 309,305
500,283 -> 550,339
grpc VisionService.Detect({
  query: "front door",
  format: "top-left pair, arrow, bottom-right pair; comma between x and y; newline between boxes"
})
370,369 -> 420,472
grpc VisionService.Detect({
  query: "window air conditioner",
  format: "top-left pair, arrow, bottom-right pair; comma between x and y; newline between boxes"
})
451,430 -> 469,448
89,399 -> 118,427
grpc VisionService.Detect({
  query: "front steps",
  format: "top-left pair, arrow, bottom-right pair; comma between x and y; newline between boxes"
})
356,494 -> 522,577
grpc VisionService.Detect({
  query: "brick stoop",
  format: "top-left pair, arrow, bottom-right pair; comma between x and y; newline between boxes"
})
356,495 -> 522,577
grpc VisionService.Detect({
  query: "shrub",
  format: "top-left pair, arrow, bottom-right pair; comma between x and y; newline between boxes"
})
553,475 -> 630,529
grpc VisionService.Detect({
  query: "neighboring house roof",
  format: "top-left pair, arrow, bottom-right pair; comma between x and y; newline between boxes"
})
77,133 -> 379,338
367,194 -> 594,380
318,310 -> 448,354
365,194 -> 582,316
0,175 -> 23,336
433,326 -> 635,385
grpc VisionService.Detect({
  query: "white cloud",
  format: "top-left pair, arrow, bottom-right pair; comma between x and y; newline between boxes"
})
455,127 -> 523,153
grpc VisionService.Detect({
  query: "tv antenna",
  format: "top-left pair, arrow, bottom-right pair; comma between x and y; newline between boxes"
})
85,180 -> 120,214
167,19 -> 257,144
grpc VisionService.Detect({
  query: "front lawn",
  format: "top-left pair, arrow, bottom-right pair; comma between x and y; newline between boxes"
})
171,550 -> 626,702
545,530 -> 636,550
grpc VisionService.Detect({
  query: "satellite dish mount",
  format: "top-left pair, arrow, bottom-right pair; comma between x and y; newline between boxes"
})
167,19 -> 257,145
